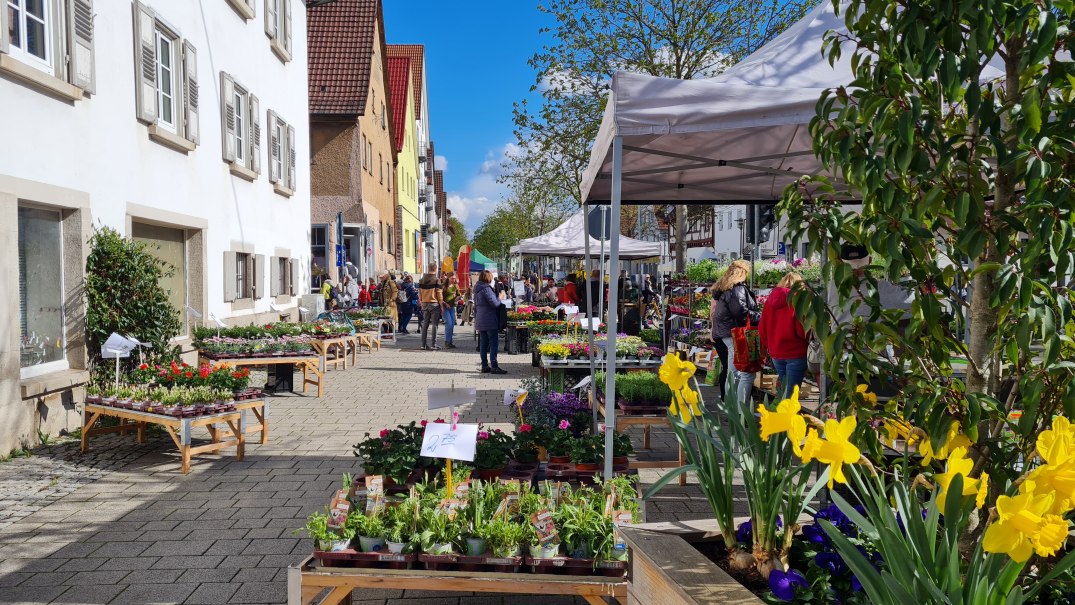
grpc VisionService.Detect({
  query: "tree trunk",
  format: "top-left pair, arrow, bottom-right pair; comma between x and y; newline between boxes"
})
675,205 -> 687,272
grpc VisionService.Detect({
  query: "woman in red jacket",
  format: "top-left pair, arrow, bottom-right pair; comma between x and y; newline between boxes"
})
759,272 -> 808,400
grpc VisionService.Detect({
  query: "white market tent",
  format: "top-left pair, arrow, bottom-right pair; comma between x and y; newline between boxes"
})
510,210 -> 661,259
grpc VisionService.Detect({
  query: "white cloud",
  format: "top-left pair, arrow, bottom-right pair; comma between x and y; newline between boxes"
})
434,155 -> 448,171
446,143 -> 517,230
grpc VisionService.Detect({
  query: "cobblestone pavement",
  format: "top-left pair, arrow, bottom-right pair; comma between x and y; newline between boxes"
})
0,323 -> 716,605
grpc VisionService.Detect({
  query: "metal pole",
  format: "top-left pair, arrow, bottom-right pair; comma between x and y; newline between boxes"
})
603,136 -> 623,479
584,206 -> 599,434
820,233 -> 828,405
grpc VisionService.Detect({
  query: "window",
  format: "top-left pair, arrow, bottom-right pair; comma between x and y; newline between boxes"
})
387,228 -> 392,254
367,140 -> 373,174
264,0 -> 292,62
235,252 -> 249,298
387,164 -> 391,191
271,256 -> 294,297
361,134 -> 367,170
133,3 -> 198,146
1,0 -> 94,92
379,153 -> 383,184
18,205 -> 66,376
311,225 -> 327,291
381,102 -> 386,129
6,0 -> 50,70
378,222 -> 384,251
267,109 -> 295,193
132,222 -> 188,336
220,72 -> 260,176
717,213 -> 723,232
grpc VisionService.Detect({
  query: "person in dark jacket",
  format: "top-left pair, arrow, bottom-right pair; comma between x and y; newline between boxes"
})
759,272 -> 808,400
711,259 -> 762,406
587,269 -> 602,318
473,270 -> 506,374
398,275 -> 418,334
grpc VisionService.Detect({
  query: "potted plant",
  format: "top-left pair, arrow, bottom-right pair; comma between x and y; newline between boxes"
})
569,433 -> 604,474
383,498 -> 417,554
353,425 -> 423,487
301,510 -> 353,552
474,429 -> 513,481
511,424 -> 540,465
546,420 -> 576,464
483,518 -> 526,558
417,507 -> 459,555
347,513 -> 387,553
537,342 -> 569,363
554,500 -> 604,560
85,384 -> 102,404
612,432 -> 634,471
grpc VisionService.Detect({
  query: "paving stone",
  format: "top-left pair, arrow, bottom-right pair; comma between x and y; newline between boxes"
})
141,540 -> 213,557
184,581 -> 240,604
229,581 -> 286,603
64,569 -> 132,585
111,582 -> 198,604
54,582 -> 128,604
0,571 -> 32,587
94,556 -> 161,571
175,567 -> 240,584
85,540 -> 150,558
150,555 -> 224,570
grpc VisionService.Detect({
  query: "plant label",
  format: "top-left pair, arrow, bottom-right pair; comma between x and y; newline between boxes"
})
364,476 -> 385,516
612,510 -> 635,526
503,389 -> 527,407
420,422 -> 478,462
452,481 -> 470,499
427,387 -> 477,410
531,509 -> 559,547
328,489 -> 351,529
493,493 -> 519,519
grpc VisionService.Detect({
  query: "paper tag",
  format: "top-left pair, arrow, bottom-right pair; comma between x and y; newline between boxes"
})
437,498 -> 465,520
420,422 -> 478,462
493,493 -> 520,519
513,282 -> 526,296
503,390 -> 527,407
531,509 -> 560,547
453,481 -> 471,500
563,305 -> 579,315
364,476 -> 385,516
328,489 -> 351,529
573,376 -> 592,390
613,510 -> 635,526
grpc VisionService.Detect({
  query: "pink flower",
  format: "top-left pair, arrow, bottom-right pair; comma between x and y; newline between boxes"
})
478,431 -> 490,440
420,420 -> 428,427
519,424 -> 532,433
434,418 -> 445,423
493,429 -> 502,433
379,429 -> 389,438
598,423 -> 606,433
559,420 -> 571,430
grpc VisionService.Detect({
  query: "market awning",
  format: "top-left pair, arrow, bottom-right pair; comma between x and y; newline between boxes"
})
469,249 -> 497,270
510,210 -> 661,259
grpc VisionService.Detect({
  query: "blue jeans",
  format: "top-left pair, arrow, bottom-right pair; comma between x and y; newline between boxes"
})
771,357 -> 807,400
398,303 -> 413,332
479,329 -> 499,370
721,337 -> 755,406
442,306 -> 456,344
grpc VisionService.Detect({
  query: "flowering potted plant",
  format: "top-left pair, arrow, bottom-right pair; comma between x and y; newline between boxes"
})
353,425 -> 423,486
538,342 -> 570,362
474,429 -> 514,480
546,420 -> 576,463
569,433 -> 605,474
511,423 -> 540,464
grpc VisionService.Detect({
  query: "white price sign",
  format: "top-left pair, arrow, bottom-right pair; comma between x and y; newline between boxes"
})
427,387 -> 477,410
420,422 -> 478,462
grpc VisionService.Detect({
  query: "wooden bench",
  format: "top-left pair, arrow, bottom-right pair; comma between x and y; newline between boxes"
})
310,336 -> 359,371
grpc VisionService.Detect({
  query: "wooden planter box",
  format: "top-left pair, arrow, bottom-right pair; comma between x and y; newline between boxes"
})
619,519 -> 764,605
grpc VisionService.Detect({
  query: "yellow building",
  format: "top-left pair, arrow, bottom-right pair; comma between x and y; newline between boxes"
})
387,56 -> 421,274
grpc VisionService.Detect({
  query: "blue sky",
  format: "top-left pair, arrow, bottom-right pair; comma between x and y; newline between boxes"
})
383,1 -> 552,235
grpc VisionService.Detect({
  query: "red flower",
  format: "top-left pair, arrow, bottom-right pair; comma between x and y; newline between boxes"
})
181,362 -> 190,368
434,418 -> 445,423
232,372 -> 244,379
519,424 -> 532,433
184,371 -> 193,379
493,429 -> 502,433
199,366 -> 210,379
138,363 -> 148,370
420,420 -> 428,427
478,431 -> 490,440
379,429 -> 390,438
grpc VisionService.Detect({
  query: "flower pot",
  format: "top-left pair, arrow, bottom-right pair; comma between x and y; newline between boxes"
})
493,544 -> 522,558
610,545 -> 629,561
358,535 -> 386,553
541,543 -> 561,558
476,467 -> 504,482
386,541 -> 408,554
465,538 -> 488,556
528,544 -> 545,558
574,462 -> 601,474
548,455 -> 571,464
321,538 -> 350,552
569,543 -> 592,559
429,542 -> 454,555
613,455 -> 630,471
85,395 -> 102,404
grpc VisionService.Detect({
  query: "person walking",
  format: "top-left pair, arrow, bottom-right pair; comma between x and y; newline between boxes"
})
442,275 -> 460,348
473,270 -> 506,374
418,264 -> 445,350
711,259 -> 761,406
378,272 -> 399,330
398,275 -> 418,334
759,272 -> 808,400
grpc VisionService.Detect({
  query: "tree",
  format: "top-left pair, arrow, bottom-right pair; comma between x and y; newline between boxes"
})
510,0 -> 812,270
446,217 -> 469,258
780,0 -> 1075,483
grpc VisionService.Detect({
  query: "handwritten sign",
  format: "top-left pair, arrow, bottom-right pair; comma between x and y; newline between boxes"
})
420,422 -> 478,462
427,387 -> 477,410
563,305 -> 579,315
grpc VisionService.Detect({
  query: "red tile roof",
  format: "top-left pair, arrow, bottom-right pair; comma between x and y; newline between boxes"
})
386,56 -> 411,153
386,44 -> 425,120
307,0 -> 383,115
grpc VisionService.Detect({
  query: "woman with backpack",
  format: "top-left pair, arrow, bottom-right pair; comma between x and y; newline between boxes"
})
711,259 -> 761,406
758,272 -> 808,400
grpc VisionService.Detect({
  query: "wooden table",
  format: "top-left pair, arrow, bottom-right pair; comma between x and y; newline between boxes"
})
287,556 -> 626,605
80,398 -> 268,474
206,355 -> 324,397
310,336 -> 359,371
355,332 -> 380,353
596,398 -> 686,486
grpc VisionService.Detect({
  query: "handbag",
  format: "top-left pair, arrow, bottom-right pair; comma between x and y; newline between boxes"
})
807,333 -> 823,375
731,317 -> 765,373
496,304 -> 508,330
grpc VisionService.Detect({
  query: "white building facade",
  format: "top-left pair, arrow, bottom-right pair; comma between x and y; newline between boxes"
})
0,0 -> 311,452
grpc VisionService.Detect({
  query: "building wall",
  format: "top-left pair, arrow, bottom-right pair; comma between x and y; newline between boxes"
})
358,17 -> 397,273
0,0 -> 311,452
396,70 -> 421,274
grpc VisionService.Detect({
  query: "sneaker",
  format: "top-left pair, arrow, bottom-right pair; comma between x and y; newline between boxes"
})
432,345 -> 441,350
421,345 -> 430,350
490,367 -> 507,375
446,342 -> 456,349
481,367 -> 491,373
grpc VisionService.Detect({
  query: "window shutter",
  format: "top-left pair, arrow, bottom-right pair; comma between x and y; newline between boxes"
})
270,256 -> 280,297
253,254 -> 265,298
182,41 -> 199,144
245,0 -> 256,17
283,0 -> 292,56
67,0 -> 96,92
289,259 -> 298,295
248,94 -> 261,174
286,124 -> 296,190
264,0 -> 278,40
267,109 -> 280,183
132,1 -> 157,123
0,2 -> 8,53
220,72 -> 236,162
223,251 -> 237,302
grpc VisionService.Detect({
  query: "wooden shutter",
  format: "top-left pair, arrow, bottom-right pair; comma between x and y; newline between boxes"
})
182,41 -> 199,144
220,72 -> 236,162
67,0 -> 95,92
132,1 -> 157,123
223,251 -> 237,302
286,123 -> 296,190
270,256 -> 280,297
253,254 -> 265,298
283,0 -> 292,56
264,0 -> 278,39
0,1 -> 8,53
248,94 -> 261,174
267,109 -> 280,183
289,259 -> 298,295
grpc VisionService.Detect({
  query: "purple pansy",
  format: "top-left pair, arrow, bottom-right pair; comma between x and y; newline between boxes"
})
768,569 -> 809,601
815,552 -> 848,576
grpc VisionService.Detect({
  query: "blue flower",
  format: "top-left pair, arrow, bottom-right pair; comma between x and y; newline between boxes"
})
851,574 -> 863,592
815,552 -> 848,576
736,520 -> 753,544
768,568 -> 809,601
802,523 -> 830,546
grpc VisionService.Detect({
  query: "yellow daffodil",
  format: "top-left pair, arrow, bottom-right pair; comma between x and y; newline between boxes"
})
659,353 -> 697,392
800,417 -> 861,487
669,393 -> 694,423
1037,416 -> 1075,465
1023,463 -> 1075,516
681,387 -> 702,417
982,492 -> 1070,562
882,417 -> 913,447
918,421 -> 973,466
757,386 -> 807,455
934,447 -> 989,510
854,384 -> 878,407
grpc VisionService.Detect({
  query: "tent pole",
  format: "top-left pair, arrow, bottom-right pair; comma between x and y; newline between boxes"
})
603,136 -> 623,480
584,203 -> 599,435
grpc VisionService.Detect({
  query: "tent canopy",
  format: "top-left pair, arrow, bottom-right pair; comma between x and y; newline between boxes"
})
469,249 -> 497,270
579,1 -> 1005,204
510,210 -> 661,259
